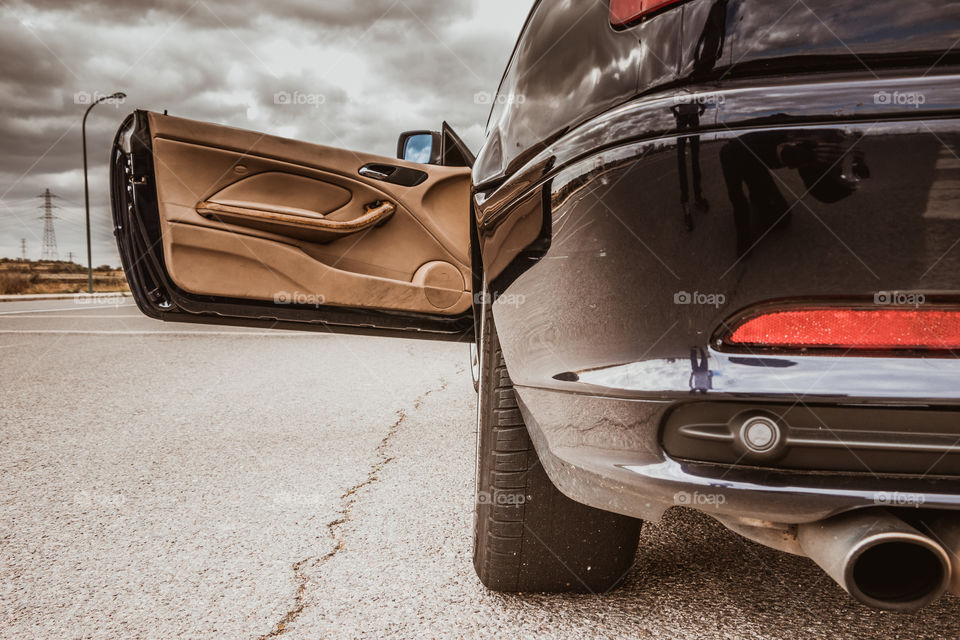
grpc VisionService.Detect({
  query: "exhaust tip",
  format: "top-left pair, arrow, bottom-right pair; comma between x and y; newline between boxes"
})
846,533 -> 951,611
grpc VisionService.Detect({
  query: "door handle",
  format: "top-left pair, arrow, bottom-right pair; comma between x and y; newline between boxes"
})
359,165 -> 395,180
358,163 -> 428,187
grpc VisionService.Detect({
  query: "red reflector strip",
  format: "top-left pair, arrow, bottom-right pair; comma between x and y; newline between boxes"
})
727,309 -> 960,350
610,0 -> 685,27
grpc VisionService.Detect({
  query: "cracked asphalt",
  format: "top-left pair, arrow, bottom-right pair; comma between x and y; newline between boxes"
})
1,299 -> 958,639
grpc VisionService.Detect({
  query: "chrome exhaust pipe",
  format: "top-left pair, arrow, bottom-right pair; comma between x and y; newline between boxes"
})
923,513 -> 960,596
798,510 -> 952,611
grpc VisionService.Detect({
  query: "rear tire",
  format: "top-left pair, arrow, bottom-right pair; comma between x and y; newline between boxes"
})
469,341 -> 480,393
471,300 -> 642,592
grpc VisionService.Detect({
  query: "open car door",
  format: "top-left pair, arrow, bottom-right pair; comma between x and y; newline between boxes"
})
111,111 -> 473,340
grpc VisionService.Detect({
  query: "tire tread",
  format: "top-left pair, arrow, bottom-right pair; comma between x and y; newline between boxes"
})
472,304 -> 642,593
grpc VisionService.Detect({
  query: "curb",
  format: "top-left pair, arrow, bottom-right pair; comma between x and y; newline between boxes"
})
0,292 -> 133,303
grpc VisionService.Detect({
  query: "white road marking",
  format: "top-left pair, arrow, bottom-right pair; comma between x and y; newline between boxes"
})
0,314 -> 145,319
0,304 -> 137,316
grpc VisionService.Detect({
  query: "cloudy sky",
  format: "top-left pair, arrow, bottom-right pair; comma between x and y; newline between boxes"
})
0,0 -> 534,266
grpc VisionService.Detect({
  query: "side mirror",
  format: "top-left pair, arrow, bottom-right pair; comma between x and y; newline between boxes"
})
397,131 -> 442,165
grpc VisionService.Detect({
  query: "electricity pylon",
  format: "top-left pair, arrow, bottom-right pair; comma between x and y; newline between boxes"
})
38,189 -> 59,261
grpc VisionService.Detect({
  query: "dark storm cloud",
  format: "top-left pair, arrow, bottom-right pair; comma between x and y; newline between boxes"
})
0,0 -> 533,264
7,0 -> 473,30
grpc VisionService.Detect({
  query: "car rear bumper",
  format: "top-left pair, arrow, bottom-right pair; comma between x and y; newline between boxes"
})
515,385 -> 960,526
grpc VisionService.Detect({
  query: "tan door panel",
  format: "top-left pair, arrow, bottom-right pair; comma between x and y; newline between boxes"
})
166,223 -> 470,312
146,112 -> 472,315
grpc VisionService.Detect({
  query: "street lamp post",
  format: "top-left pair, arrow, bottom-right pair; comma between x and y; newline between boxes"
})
82,91 -> 126,294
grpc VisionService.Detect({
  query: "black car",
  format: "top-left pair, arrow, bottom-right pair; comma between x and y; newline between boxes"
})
112,0 -> 960,612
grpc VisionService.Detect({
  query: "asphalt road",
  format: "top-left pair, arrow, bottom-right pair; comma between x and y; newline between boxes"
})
1,298 -> 958,639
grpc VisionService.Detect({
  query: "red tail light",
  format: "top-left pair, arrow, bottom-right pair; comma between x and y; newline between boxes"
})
609,0 -> 687,27
725,308 -> 960,351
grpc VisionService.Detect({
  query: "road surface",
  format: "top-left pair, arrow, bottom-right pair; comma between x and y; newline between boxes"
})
0,298 -> 957,639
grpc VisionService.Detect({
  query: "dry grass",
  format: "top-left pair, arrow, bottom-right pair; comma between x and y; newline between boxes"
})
15,280 -> 129,294
0,263 -> 129,295
0,272 -> 39,295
